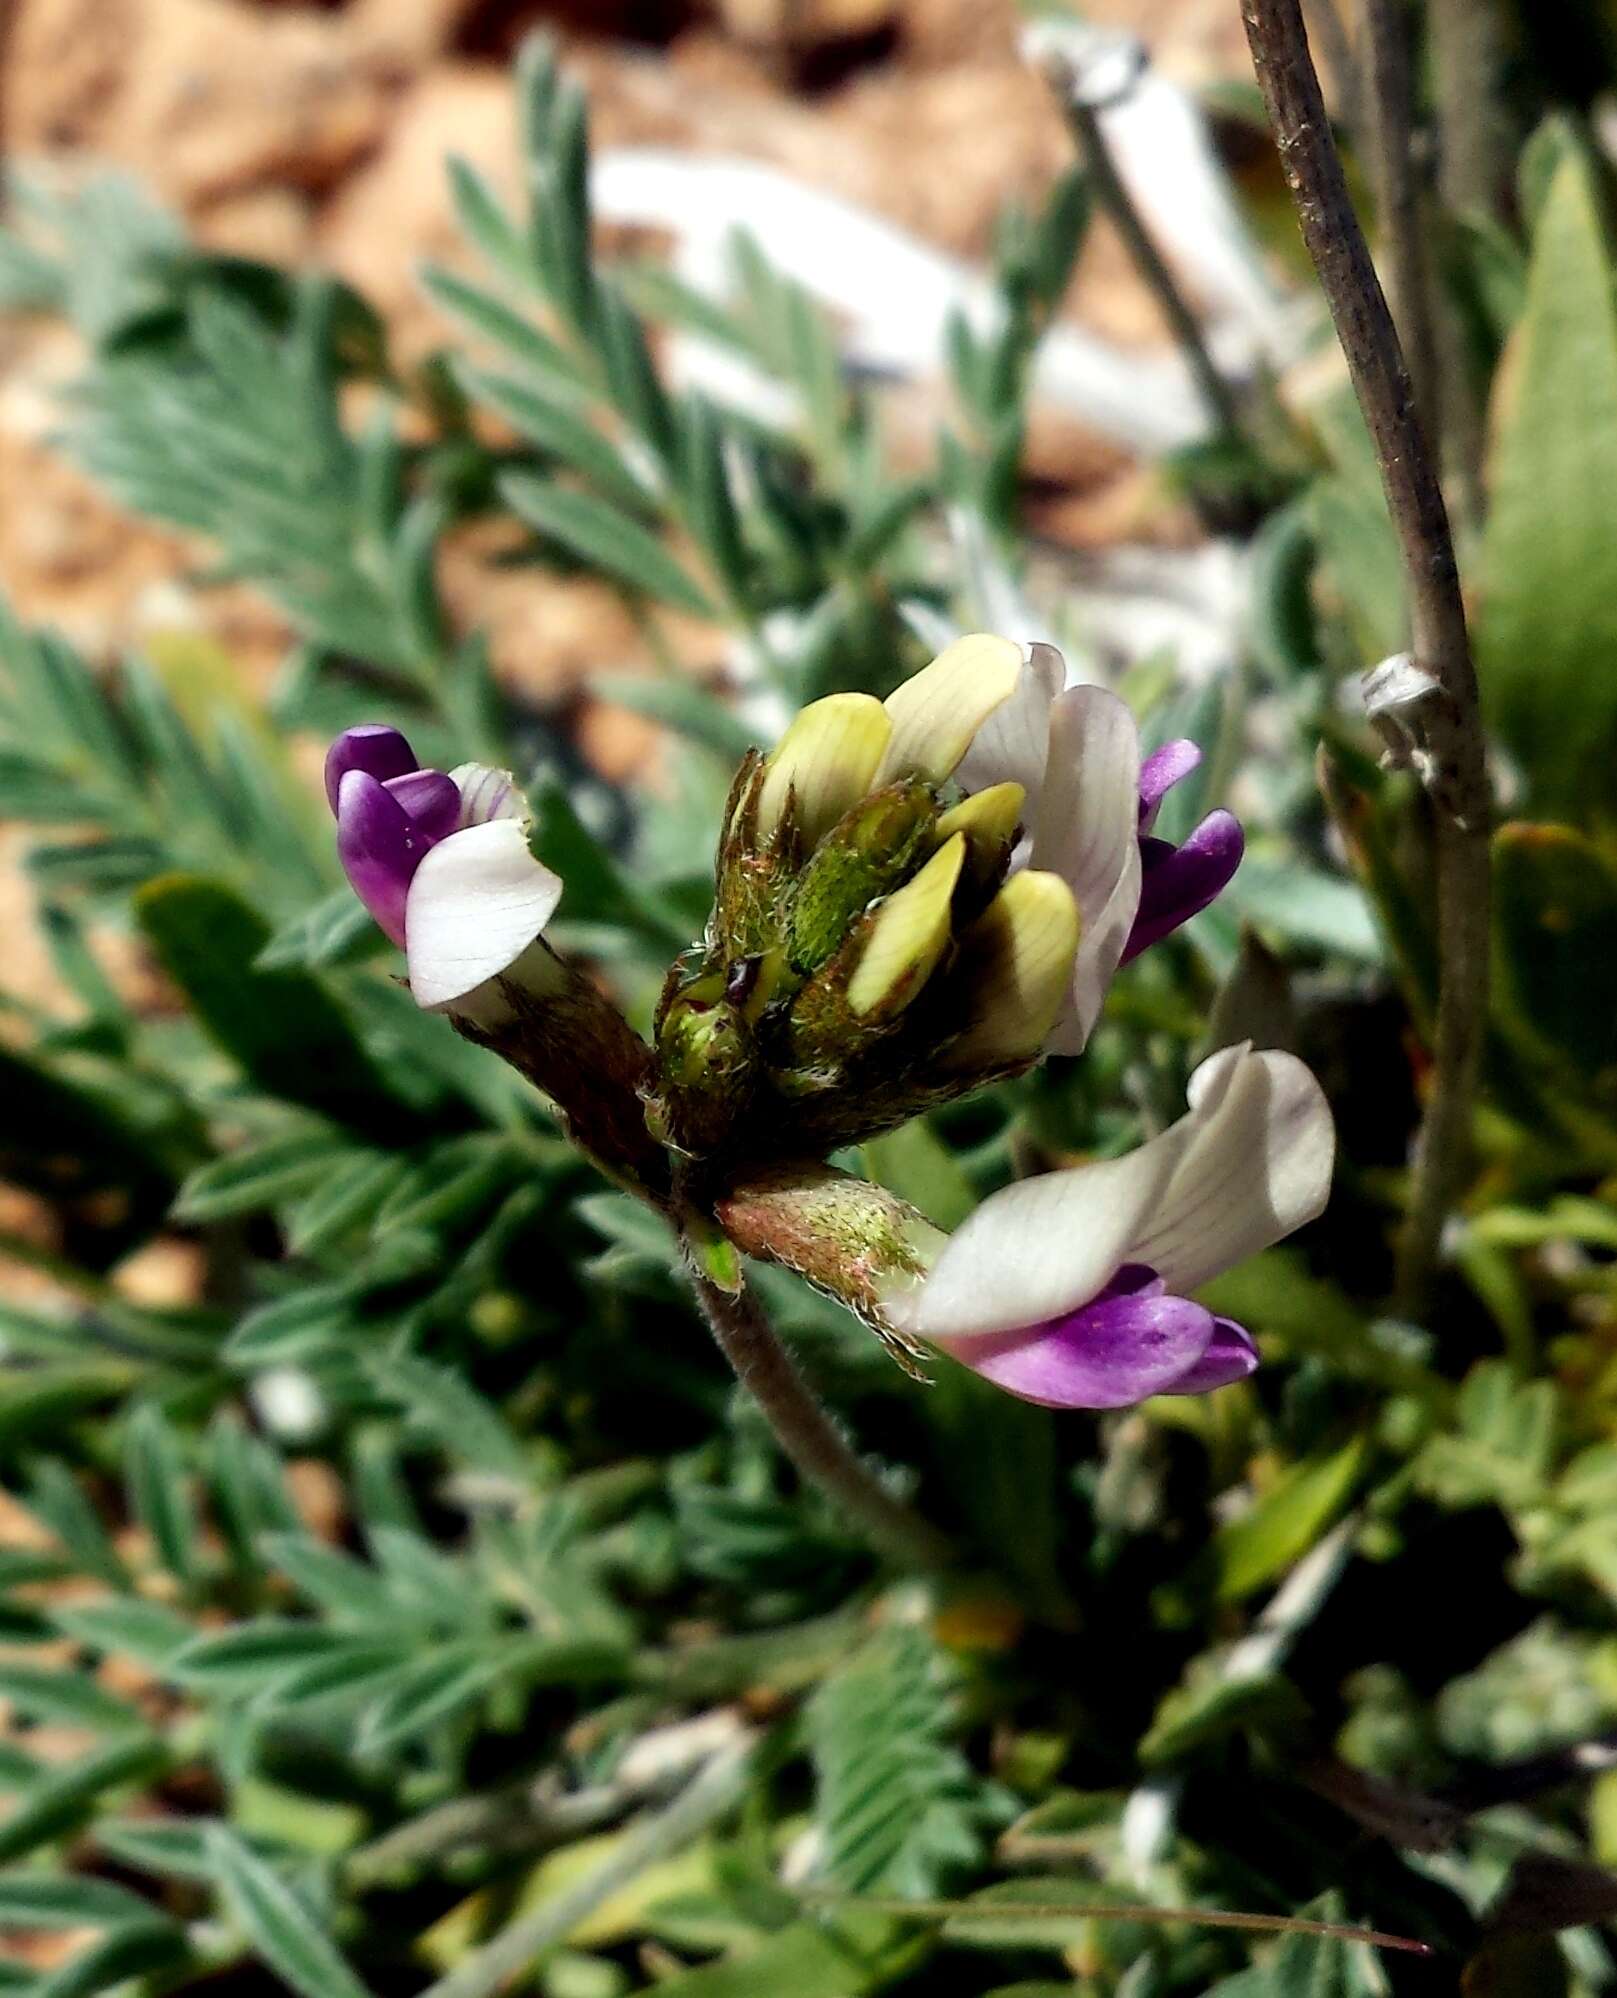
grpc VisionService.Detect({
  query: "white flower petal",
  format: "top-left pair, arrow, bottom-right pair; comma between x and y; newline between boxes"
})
896,1118 -> 1197,1343
1030,685 -> 1144,1053
895,1042 -> 1333,1345
406,819 -> 564,1012
1130,1045 -> 1336,1295
954,640 -> 1065,802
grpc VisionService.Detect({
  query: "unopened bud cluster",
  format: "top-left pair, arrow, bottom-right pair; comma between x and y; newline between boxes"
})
651,645 -> 1076,1165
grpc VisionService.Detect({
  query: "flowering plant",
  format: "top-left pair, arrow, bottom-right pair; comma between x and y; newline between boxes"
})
328,635 -> 1328,1423
8,26 -> 1617,1995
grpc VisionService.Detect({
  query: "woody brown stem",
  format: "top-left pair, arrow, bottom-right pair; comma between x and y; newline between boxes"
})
1239,0 -> 1491,1314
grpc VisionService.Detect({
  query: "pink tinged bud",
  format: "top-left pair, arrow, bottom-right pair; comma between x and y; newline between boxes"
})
324,724 -> 419,813
1123,810 -> 1245,963
954,1264 -> 1251,1409
327,728 -> 539,973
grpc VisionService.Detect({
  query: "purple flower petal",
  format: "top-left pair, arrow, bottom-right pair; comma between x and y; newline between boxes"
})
954,1264 -> 1216,1409
325,725 -> 418,814
1138,738 -> 1202,831
1122,809 -> 1244,962
336,769 -> 421,948
384,769 -> 462,843
1163,1316 -> 1259,1396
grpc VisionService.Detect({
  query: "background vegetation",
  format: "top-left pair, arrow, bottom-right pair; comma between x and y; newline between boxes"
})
2,3 -> 1617,1991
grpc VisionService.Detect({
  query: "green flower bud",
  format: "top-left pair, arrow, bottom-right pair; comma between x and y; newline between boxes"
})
785,779 -> 935,975
651,636 -> 1085,1167
655,970 -> 756,1155
756,692 -> 893,848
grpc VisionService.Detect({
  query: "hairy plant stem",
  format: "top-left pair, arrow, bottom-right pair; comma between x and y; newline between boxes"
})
1239,0 -> 1490,1313
689,1264 -> 952,1572
1040,62 -> 1245,443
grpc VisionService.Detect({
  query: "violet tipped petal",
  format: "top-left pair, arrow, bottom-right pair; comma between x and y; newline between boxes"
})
450,762 -> 524,828
336,769 -> 418,948
1123,809 -> 1244,961
1164,1316 -> 1259,1396
385,769 -> 462,843
1138,738 -> 1202,829
949,1264 -> 1217,1409
324,724 -> 418,813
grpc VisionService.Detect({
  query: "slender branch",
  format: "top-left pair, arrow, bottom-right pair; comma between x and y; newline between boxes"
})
1239,0 -> 1491,1311
690,1268 -> 952,1572
1037,54 -> 1246,442
807,1894 -> 1431,1957
1360,0 -> 1437,442
1302,0 -> 1362,128
1426,0 -> 1507,522
419,1737 -> 758,1998
1427,0 -> 1512,225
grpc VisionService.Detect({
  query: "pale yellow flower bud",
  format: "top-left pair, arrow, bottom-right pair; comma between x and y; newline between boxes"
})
874,633 -> 1023,786
756,692 -> 893,847
848,832 -> 966,1018
948,869 -> 1080,1068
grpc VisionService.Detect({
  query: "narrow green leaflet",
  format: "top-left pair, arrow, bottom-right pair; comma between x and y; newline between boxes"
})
1476,148 -> 1617,819
1209,1439 -> 1367,1604
207,1826 -> 375,1998
53,1596 -> 195,1669
34,1922 -> 186,1998
501,472 -> 718,618
124,1401 -> 200,1587
173,1130 -> 351,1223
0,1875 -> 156,1928
0,1663 -> 147,1735
0,1738 -> 170,1866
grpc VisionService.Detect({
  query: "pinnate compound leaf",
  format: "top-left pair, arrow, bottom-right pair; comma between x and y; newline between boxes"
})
807,1628 -> 999,1897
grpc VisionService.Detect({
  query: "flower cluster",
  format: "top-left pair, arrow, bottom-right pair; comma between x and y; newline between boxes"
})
653,635 -> 1242,1160
327,635 -> 1330,1411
